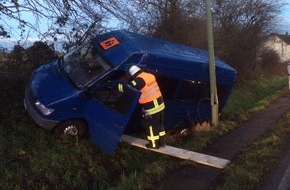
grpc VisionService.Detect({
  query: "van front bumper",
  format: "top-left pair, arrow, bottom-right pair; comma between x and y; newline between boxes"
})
24,87 -> 59,131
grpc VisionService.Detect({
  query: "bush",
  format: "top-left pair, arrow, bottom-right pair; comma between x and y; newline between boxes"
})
0,42 -> 59,76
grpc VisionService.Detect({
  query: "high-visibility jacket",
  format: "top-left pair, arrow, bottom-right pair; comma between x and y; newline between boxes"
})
137,72 -> 162,104
117,71 -> 165,115
136,72 -> 165,115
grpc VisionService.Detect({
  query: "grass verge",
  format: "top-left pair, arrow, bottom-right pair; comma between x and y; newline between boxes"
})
215,111 -> 290,189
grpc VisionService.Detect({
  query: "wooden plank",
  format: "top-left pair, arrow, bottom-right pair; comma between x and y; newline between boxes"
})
121,135 -> 230,169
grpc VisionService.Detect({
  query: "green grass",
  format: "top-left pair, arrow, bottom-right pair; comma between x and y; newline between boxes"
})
222,76 -> 288,120
0,68 -> 289,189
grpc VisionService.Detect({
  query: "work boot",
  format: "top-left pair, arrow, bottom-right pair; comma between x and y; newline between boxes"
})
159,135 -> 166,147
145,143 -> 159,149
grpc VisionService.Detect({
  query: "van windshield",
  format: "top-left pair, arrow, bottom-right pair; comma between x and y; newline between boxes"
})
62,42 -> 112,88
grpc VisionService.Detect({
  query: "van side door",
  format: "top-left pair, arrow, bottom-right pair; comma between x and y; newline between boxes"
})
83,82 -> 140,155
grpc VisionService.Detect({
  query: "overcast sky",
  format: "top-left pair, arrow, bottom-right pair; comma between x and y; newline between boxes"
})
278,0 -> 290,33
0,0 -> 290,50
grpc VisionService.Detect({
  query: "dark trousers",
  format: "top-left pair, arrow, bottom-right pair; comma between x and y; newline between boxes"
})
143,110 -> 166,148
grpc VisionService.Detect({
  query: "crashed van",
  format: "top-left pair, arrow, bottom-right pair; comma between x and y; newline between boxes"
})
24,30 -> 236,155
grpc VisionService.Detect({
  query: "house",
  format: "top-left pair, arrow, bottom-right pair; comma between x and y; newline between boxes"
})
263,33 -> 290,62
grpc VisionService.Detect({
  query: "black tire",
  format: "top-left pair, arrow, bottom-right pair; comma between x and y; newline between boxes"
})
54,119 -> 88,138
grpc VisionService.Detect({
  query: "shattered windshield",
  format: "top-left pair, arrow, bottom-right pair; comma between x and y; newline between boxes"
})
62,42 -> 112,88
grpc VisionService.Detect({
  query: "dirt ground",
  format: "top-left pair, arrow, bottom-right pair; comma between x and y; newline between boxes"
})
150,92 -> 290,190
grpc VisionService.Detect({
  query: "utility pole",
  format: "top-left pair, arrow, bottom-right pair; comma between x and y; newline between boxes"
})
205,0 -> 219,126
287,63 -> 290,90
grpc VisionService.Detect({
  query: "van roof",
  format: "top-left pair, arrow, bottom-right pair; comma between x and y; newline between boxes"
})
94,30 -> 236,85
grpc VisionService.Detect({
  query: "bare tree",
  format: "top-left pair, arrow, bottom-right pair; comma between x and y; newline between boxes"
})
112,0 -> 284,80
212,0 -> 284,80
1,0 -> 207,50
0,0 -> 31,38
0,0 -> 285,80
106,0 -> 208,47
150,0 -> 207,47
0,0 -> 108,51
39,0 -> 105,50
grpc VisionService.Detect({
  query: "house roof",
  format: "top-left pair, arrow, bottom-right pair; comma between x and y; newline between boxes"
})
270,33 -> 290,44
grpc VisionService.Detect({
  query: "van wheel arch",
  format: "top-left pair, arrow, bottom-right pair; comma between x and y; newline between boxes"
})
54,119 -> 89,138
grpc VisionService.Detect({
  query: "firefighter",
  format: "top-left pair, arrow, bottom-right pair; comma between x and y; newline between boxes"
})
118,65 -> 166,149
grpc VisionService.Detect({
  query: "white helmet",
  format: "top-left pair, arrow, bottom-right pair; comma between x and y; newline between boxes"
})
129,65 -> 141,76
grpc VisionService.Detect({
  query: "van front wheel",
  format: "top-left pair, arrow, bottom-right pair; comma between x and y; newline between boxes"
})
54,120 -> 88,138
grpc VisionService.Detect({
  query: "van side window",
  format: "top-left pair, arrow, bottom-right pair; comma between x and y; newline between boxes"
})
93,84 -> 133,113
100,70 -> 128,83
177,80 -> 210,102
156,76 -> 179,100
177,80 -> 229,103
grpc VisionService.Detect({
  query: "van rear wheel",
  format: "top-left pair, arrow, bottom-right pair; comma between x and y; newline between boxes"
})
55,120 -> 88,138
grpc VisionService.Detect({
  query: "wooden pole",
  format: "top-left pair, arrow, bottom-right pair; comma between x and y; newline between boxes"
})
287,63 -> 290,90
205,0 -> 219,126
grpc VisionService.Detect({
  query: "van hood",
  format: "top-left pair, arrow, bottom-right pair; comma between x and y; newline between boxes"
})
30,59 -> 79,105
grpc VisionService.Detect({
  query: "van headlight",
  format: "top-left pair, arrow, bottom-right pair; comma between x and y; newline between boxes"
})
35,100 -> 54,115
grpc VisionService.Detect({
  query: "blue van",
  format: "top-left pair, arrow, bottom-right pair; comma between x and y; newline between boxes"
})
24,30 -> 236,155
